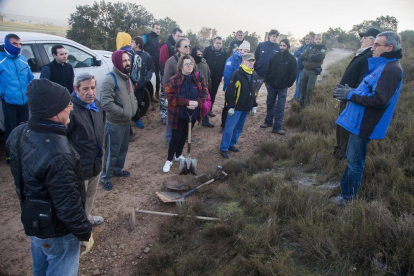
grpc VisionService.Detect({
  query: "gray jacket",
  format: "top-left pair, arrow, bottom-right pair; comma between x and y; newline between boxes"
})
163,54 -> 180,89
100,67 -> 138,125
196,58 -> 211,90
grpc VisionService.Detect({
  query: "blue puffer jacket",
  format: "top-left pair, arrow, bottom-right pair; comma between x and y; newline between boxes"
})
254,41 -> 279,77
223,51 -> 242,91
0,45 -> 34,105
336,50 -> 403,140
294,44 -> 308,71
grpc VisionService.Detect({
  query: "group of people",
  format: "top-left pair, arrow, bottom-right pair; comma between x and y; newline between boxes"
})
0,24 -> 404,274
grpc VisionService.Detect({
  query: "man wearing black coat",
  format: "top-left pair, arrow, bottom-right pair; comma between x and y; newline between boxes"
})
333,28 -> 381,160
261,39 -> 297,135
203,36 -> 228,116
143,23 -> 161,99
228,30 -> 244,56
7,79 -> 91,276
40,45 -> 75,93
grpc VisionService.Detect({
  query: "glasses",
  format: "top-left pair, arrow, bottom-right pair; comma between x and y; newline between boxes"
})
183,45 -> 191,49
374,43 -> 388,47
183,63 -> 194,67
67,102 -> 73,109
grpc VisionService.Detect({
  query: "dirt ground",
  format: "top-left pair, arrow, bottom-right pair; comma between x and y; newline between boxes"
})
0,48 -> 352,276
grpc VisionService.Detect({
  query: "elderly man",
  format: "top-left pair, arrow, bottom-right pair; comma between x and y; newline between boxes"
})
7,79 -> 91,276
333,28 -> 381,161
332,31 -> 403,206
0,33 -> 34,163
67,72 -> 104,226
100,50 -> 138,191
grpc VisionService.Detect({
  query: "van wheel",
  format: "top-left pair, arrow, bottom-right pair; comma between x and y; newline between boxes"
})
139,88 -> 151,117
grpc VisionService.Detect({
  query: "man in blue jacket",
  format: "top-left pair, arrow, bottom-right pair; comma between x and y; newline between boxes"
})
0,33 -> 34,163
291,34 -> 313,101
332,31 -> 403,206
254,29 -> 280,93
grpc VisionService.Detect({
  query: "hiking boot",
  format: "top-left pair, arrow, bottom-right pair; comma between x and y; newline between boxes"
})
209,111 -> 216,117
220,151 -> 230,159
272,129 -> 286,135
89,215 -> 104,226
163,160 -> 173,173
202,121 -> 214,128
331,195 -> 350,206
113,170 -> 130,177
229,146 -> 239,152
102,181 -> 113,191
135,119 -> 145,129
175,155 -> 185,162
260,123 -> 271,128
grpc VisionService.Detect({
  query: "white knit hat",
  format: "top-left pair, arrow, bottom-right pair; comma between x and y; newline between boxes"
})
238,40 -> 250,51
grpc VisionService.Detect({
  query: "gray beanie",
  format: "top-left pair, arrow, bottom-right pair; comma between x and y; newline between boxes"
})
26,79 -> 71,119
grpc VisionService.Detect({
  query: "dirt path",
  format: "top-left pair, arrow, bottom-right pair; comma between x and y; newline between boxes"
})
0,48 -> 353,276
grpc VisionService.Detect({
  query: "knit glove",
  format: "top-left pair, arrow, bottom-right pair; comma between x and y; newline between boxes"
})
333,84 -> 353,101
228,108 -> 235,116
251,107 -> 257,115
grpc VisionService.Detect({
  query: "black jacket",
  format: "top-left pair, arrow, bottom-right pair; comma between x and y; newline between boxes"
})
340,47 -> 372,88
6,119 -> 92,241
40,60 -> 75,93
225,66 -> 258,111
67,94 -> 104,180
203,46 -> 227,83
228,39 -> 244,56
144,31 -> 160,70
266,51 -> 297,89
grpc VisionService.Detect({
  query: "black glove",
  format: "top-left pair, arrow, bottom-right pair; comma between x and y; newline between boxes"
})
333,84 -> 353,101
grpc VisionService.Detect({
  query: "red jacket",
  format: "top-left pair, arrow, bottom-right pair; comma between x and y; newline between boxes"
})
165,73 -> 208,129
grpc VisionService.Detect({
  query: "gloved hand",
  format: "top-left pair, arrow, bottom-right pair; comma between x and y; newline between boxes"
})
251,107 -> 257,114
334,84 -> 353,101
228,108 -> 235,116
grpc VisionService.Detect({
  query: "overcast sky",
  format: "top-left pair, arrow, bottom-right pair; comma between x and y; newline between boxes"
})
1,0 -> 413,40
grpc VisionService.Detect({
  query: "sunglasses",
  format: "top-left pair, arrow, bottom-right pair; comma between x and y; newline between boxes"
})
183,45 -> 191,49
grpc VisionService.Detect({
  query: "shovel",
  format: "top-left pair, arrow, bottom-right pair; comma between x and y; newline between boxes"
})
156,171 -> 227,203
179,113 -> 197,175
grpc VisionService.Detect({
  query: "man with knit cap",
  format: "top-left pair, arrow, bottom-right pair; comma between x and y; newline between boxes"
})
100,50 -> 138,191
6,79 -> 92,276
261,39 -> 297,135
221,40 -> 250,129
0,33 -> 34,163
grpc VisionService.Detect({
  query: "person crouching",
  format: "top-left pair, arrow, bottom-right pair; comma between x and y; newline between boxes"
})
220,53 -> 258,159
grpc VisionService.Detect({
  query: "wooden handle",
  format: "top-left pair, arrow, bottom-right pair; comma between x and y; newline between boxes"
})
135,209 -> 220,221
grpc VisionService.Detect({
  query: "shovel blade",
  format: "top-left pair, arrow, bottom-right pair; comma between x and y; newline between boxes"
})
155,191 -> 185,203
178,158 -> 197,175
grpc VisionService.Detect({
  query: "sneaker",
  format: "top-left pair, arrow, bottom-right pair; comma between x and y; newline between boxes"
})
229,146 -> 239,152
272,129 -> 286,135
202,122 -> 214,128
220,151 -> 230,159
209,111 -> 216,117
175,155 -> 185,162
113,170 -> 130,177
102,181 -> 113,191
89,215 -> 104,226
260,123 -> 271,128
135,119 -> 145,129
163,160 -> 173,173
331,195 -> 350,206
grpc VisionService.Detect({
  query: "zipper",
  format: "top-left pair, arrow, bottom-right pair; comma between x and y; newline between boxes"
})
13,59 -> 24,104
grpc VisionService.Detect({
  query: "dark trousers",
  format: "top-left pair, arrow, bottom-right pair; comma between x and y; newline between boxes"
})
334,101 -> 350,160
131,87 -> 144,122
264,86 -> 288,131
210,78 -> 221,108
154,66 -> 160,99
3,102 -> 29,157
300,68 -> 317,109
167,119 -> 195,161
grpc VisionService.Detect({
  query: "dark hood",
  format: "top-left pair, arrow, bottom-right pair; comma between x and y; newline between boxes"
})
381,48 -> 402,60
112,50 -> 128,74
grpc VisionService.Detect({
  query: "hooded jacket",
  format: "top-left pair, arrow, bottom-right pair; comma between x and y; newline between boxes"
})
336,50 -> 403,139
266,50 -> 297,89
301,43 -> 326,70
225,65 -> 258,111
0,45 -> 34,105
100,51 -> 138,125
203,46 -> 227,83
223,51 -> 243,91
128,49 -> 154,89
254,40 -> 280,77
116,32 -> 132,50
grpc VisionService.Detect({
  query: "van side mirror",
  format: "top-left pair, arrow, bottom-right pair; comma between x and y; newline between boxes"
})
94,56 -> 102,66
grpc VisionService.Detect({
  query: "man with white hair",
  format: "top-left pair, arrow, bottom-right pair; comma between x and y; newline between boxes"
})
332,31 -> 403,206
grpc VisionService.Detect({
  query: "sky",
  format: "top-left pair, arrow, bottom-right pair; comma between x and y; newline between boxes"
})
1,0 -> 413,40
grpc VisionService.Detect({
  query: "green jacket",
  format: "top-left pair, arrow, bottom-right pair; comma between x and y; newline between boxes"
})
302,43 -> 326,70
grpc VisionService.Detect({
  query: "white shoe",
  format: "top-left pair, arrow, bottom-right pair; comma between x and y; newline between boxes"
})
89,215 -> 104,226
163,160 -> 173,173
175,155 -> 185,162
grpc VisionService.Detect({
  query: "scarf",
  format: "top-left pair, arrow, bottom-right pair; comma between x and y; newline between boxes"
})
74,92 -> 99,112
240,64 -> 253,74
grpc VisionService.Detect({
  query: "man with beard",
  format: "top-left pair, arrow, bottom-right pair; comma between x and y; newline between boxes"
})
260,39 -> 297,135
100,50 -> 138,191
143,23 -> 161,100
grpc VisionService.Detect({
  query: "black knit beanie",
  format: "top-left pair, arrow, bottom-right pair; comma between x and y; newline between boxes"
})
280,39 -> 291,49
26,79 -> 71,119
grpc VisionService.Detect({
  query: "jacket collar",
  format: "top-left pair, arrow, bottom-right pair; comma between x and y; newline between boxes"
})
28,118 -> 67,135
380,48 -> 402,60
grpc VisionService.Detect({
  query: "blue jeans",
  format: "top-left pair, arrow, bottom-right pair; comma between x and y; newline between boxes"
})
220,110 -> 248,151
293,70 -> 303,99
2,101 -> 29,157
165,114 -> 171,142
340,133 -> 371,200
30,234 -> 80,276
264,85 -> 288,131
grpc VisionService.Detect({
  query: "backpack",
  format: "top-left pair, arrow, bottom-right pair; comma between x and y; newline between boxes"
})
130,52 -> 142,83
